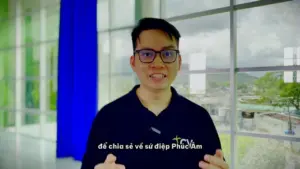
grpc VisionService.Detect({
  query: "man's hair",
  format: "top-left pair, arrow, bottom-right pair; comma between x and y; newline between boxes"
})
131,17 -> 181,51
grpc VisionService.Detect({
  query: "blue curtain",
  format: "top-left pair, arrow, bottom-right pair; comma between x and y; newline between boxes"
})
56,0 -> 98,161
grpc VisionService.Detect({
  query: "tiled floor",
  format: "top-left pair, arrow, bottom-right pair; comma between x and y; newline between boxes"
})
0,131 -> 82,169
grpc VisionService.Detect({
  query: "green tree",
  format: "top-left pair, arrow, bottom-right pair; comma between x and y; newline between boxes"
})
254,72 -> 281,104
254,72 -> 300,114
276,81 -> 300,112
238,83 -> 249,94
0,0 -> 15,127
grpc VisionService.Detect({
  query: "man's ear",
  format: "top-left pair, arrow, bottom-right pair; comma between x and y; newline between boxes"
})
130,55 -> 135,70
178,55 -> 182,71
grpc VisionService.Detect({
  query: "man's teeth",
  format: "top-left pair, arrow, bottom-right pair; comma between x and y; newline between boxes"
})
150,74 -> 166,78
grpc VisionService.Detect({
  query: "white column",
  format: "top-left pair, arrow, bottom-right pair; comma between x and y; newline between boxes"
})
15,0 -> 24,133
39,7 -> 47,139
229,0 -> 237,168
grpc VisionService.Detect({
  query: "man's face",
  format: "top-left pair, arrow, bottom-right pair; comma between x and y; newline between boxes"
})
130,29 -> 181,91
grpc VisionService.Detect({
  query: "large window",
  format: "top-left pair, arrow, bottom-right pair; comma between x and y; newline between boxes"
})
97,0 -> 136,110
98,0 -> 300,168
0,0 -> 59,141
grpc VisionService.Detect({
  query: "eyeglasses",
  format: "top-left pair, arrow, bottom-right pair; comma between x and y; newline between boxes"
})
134,49 -> 180,63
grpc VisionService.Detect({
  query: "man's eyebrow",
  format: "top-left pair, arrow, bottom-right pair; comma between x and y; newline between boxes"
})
162,45 -> 176,49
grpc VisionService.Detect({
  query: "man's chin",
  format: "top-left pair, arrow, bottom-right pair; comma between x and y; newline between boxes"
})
147,83 -> 170,91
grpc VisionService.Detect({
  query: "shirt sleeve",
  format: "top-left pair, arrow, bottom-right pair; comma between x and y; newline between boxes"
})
191,107 -> 225,166
81,106 -> 112,169
202,108 -> 225,161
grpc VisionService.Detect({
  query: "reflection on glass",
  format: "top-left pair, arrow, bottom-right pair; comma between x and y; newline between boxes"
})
237,71 -> 300,137
48,79 -> 57,111
237,1 -> 300,67
98,75 -> 110,110
47,112 -> 56,123
173,73 -> 230,129
24,45 -> 40,77
98,33 -> 110,75
0,111 -> 15,128
21,112 -> 40,138
22,13 -> 40,44
189,74 -> 206,94
47,42 -> 58,78
46,6 -> 60,40
111,29 -> 133,73
45,113 -> 57,141
97,0 -> 109,31
163,0 -> 229,18
237,136 -> 300,169
0,80 -> 15,109
25,80 -> 40,109
110,75 -> 136,101
111,0 -> 135,28
0,19 -> 16,48
0,50 -> 15,79
21,0 -> 41,12
172,13 -> 230,69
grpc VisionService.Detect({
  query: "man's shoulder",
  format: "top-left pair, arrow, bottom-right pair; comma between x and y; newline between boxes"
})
178,95 -> 209,113
176,94 -> 212,120
97,91 -> 133,115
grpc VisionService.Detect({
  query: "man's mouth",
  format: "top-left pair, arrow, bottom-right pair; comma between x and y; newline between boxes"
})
149,73 -> 167,78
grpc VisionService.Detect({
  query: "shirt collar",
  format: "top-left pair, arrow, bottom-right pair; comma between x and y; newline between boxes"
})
128,84 -> 180,111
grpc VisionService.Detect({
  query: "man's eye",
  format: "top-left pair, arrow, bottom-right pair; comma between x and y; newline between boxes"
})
163,51 -> 174,57
142,52 -> 153,57
164,52 -> 171,56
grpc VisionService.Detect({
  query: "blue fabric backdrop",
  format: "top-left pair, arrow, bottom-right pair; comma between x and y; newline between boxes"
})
56,0 -> 98,161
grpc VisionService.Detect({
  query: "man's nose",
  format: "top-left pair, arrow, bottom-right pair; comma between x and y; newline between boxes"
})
150,54 -> 164,68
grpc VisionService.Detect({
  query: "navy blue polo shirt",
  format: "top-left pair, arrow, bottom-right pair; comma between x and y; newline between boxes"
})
81,85 -> 223,169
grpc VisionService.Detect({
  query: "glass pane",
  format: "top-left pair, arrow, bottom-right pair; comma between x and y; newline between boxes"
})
163,0 -> 229,18
24,45 -> 40,77
48,78 -> 57,111
20,112 -> 40,138
47,42 -> 58,78
98,75 -> 110,110
46,5 -> 60,40
237,136 -> 300,168
237,71 -> 300,137
45,112 -> 56,141
219,134 -> 231,167
0,0 -> 9,19
25,80 -> 40,109
98,33 -> 110,75
0,80 -> 15,109
172,13 -> 230,69
46,112 -> 56,123
110,75 -> 136,101
111,0 -> 135,28
0,19 -> 16,48
0,111 -> 15,128
97,0 -> 109,31
0,50 -> 15,79
41,0 -> 60,7
111,30 -> 133,73
22,13 -> 40,44
173,72 -> 230,130
237,1 -> 300,67
20,0 -> 40,13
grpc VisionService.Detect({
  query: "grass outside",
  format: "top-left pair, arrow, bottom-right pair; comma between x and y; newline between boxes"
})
219,134 -> 256,167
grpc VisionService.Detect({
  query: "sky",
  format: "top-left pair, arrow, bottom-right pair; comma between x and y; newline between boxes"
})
97,0 -> 300,78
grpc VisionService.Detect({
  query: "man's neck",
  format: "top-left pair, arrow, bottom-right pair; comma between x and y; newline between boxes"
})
136,85 -> 172,114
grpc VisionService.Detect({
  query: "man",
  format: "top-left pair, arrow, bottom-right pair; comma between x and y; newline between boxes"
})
81,17 -> 229,169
